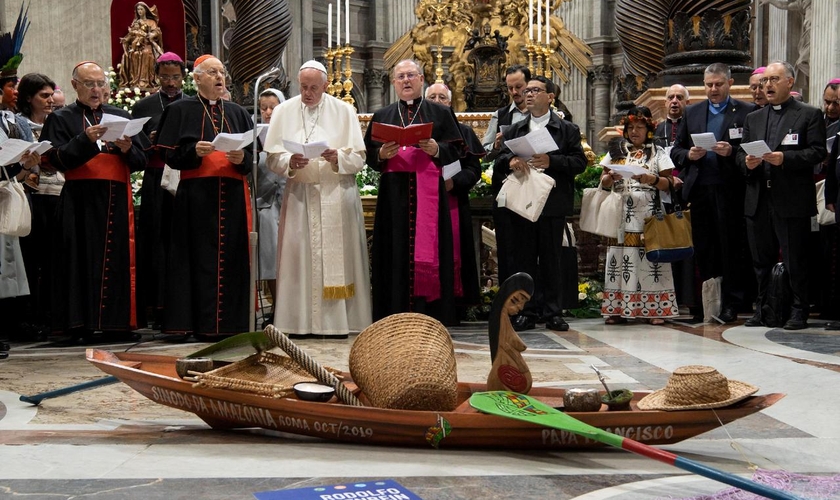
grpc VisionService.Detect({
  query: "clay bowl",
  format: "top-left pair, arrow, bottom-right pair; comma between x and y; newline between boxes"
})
601,389 -> 634,411
175,357 -> 215,379
293,382 -> 335,402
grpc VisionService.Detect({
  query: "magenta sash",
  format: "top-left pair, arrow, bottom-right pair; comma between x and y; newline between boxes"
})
448,192 -> 463,297
386,147 -> 441,301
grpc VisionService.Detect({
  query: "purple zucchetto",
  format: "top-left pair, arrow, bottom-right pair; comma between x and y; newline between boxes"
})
751,66 -> 766,75
828,78 -> 840,85
157,52 -> 184,64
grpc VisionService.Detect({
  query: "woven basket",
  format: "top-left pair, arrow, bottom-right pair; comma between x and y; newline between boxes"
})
192,351 -> 337,399
349,313 -> 458,411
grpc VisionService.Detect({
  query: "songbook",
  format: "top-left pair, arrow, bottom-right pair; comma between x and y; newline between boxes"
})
690,132 -> 718,150
504,127 -> 557,158
740,140 -> 772,157
282,139 -> 329,159
604,162 -> 650,179
0,139 -> 52,166
257,124 -> 269,145
442,159 -> 461,181
370,122 -> 433,147
99,114 -> 151,142
211,131 -> 254,152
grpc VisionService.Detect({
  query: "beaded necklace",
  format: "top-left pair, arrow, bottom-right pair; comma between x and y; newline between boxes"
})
199,97 -> 225,136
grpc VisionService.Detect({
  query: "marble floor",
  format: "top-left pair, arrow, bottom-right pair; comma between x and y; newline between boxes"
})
1,315 -> 839,499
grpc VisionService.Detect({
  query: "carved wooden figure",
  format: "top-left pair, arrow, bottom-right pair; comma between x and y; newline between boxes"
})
487,272 -> 535,393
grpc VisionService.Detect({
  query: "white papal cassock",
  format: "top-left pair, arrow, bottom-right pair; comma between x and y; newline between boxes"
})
264,93 -> 372,336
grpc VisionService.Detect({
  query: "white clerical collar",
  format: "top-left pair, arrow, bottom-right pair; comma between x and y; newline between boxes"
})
530,112 -> 550,129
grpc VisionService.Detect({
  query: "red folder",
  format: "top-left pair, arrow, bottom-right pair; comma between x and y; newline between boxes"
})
370,122 -> 434,147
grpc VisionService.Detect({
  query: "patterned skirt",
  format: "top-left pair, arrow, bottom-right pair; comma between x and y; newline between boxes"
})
600,189 -> 679,319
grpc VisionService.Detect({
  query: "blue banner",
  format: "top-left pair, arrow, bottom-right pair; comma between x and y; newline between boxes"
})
253,479 -> 422,500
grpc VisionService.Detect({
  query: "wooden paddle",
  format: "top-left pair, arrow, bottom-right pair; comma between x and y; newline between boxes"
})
19,331 -> 272,406
470,391 -> 802,500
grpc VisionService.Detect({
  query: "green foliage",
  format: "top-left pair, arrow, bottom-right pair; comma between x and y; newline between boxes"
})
574,158 -> 604,198
567,278 -> 604,318
355,164 -> 380,196
470,159 -> 494,199
130,170 -> 143,206
465,284 -> 498,321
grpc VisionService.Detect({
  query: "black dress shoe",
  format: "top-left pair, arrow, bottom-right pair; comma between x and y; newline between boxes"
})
512,315 -> 536,332
546,316 -> 570,332
718,307 -> 737,323
825,321 -> 840,331
783,309 -> 808,331
744,312 -> 764,327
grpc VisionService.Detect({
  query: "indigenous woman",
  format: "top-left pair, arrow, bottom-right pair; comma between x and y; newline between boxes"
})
599,106 -> 679,325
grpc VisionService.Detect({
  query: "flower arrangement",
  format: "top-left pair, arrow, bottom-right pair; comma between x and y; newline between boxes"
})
465,283 -> 498,321
130,170 -> 143,206
355,164 -> 380,196
567,278 -> 604,318
470,159 -> 493,199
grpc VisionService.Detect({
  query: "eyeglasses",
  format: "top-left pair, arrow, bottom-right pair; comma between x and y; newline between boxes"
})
51,105 -> 64,110
74,79 -> 108,89
666,94 -> 685,101
749,84 -> 763,91
201,69 -> 226,78
158,74 -> 183,82
395,72 -> 419,81
759,76 -> 783,85
824,99 -> 840,107
522,87 -> 546,95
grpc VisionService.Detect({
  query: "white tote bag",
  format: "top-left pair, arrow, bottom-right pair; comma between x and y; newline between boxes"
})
594,189 -> 623,239
0,166 -> 31,237
816,179 -> 836,226
496,168 -> 556,222
579,184 -> 609,235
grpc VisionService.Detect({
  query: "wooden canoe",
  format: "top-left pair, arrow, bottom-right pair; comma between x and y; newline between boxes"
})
86,349 -> 784,450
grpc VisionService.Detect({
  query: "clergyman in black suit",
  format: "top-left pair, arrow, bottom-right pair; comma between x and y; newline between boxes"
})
736,61 -> 827,330
495,76 -> 587,332
670,63 -> 755,322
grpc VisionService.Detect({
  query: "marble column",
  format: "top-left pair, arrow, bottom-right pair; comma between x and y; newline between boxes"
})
767,5 -> 789,64
810,0 -> 839,101
364,68 -> 388,113
588,64 -> 613,150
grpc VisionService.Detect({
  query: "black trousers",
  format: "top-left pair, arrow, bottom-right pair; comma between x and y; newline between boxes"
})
508,213 -> 569,319
688,184 -> 748,309
745,191 -> 811,312
492,205 -> 516,284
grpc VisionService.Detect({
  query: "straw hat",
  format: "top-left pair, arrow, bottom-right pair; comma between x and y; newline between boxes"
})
637,365 -> 758,411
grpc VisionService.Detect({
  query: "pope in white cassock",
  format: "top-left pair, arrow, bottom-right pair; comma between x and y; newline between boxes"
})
264,60 -> 372,338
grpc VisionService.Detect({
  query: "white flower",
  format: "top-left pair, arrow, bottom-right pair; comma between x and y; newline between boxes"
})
578,292 -> 587,301
134,87 -> 141,94
596,292 -> 604,300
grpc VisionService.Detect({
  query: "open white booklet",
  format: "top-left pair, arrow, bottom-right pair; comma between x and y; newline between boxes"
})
99,114 -> 150,142
282,139 -> 329,159
0,138 -> 52,166
211,131 -> 255,152
504,127 -> 557,158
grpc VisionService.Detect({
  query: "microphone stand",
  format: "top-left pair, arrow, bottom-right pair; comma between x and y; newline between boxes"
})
249,67 -> 281,333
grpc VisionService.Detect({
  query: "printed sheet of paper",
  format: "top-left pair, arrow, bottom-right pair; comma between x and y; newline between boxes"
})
211,131 -> 254,152
605,162 -> 650,179
257,124 -> 269,145
282,139 -> 329,159
442,159 -> 461,180
0,139 -> 52,166
504,127 -> 557,158
99,114 -> 150,141
740,140 -> 773,157
690,132 -> 718,150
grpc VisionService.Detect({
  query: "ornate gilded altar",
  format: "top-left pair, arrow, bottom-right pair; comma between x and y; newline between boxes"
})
384,0 -> 592,112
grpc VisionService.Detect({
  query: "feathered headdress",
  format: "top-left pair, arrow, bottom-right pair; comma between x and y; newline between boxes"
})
0,3 -> 29,79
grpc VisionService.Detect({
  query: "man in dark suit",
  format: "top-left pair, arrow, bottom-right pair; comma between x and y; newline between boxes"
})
736,61 -> 827,330
671,63 -> 755,323
824,119 -> 840,331
483,65 -> 531,292
495,76 -> 587,331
